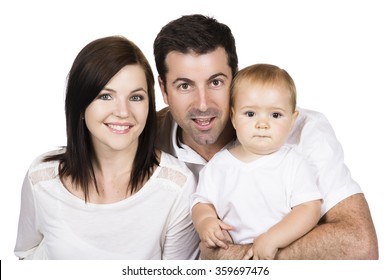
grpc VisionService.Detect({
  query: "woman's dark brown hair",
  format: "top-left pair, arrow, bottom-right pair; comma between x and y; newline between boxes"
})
45,36 -> 159,201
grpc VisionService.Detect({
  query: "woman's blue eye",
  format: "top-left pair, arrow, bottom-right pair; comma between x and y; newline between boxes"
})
98,94 -> 111,100
130,95 -> 143,101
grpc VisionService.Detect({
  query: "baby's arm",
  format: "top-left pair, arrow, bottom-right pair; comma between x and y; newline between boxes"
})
245,199 -> 322,260
192,203 -> 234,249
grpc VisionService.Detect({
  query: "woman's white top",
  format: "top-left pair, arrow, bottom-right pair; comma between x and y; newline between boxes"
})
14,150 -> 199,260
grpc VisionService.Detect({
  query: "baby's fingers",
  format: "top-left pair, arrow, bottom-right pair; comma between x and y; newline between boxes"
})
213,237 -> 229,250
242,247 -> 254,260
204,238 -> 218,248
214,231 -> 230,248
219,221 -> 234,231
204,232 -> 228,249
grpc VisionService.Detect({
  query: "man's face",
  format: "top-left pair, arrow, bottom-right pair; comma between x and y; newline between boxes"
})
160,47 -> 232,148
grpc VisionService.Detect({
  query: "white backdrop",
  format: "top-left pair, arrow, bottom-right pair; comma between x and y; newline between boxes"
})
1,0 -> 389,278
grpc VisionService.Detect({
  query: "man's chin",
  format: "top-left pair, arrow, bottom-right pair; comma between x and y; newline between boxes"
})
193,134 -> 219,146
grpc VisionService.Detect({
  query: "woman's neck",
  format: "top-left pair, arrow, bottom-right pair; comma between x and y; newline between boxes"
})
89,147 -> 137,204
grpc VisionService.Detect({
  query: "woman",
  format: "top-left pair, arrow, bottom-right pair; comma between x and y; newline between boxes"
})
14,36 -> 199,259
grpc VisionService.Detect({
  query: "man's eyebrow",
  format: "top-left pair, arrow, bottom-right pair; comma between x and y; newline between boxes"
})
207,72 -> 228,81
172,77 -> 194,85
171,72 -> 228,86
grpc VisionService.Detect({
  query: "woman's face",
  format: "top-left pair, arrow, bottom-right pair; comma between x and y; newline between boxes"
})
84,64 -> 149,155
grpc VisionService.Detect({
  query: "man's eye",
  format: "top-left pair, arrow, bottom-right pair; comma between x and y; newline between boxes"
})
179,83 -> 189,90
211,80 -> 221,86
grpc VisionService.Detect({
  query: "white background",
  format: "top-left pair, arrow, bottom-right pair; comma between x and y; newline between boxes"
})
1,0 -> 389,278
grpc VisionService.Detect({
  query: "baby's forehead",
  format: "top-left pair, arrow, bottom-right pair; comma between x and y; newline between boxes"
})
232,82 -> 295,110
234,80 -> 292,97
240,77 -> 288,88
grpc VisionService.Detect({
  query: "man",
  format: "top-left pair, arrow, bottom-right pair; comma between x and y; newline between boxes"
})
153,14 -> 378,259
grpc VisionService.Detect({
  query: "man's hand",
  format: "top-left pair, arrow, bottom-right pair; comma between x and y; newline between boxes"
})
275,194 -> 378,259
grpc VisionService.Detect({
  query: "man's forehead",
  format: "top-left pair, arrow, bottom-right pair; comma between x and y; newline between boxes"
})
165,48 -> 231,81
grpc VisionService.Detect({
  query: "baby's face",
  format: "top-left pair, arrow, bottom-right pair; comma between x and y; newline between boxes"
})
231,83 -> 298,156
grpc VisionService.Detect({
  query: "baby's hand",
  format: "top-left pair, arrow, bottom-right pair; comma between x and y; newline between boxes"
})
198,218 -> 234,249
242,233 -> 278,260
242,247 -> 254,260
252,233 -> 278,260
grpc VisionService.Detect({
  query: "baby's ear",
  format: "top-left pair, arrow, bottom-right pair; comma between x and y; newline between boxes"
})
291,110 -> 299,127
230,108 -> 237,129
293,110 -> 299,120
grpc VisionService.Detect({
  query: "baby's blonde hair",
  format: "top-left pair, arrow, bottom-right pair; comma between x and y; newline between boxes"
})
230,63 -> 297,112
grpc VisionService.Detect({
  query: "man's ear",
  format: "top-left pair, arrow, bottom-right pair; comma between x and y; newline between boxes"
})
158,76 -> 169,105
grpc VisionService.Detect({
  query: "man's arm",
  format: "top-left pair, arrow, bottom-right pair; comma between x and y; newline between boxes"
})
200,241 -> 251,260
275,193 -> 378,259
200,194 -> 378,260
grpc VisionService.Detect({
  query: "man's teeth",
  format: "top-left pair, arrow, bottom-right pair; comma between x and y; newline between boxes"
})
195,119 -> 211,126
108,124 -> 129,131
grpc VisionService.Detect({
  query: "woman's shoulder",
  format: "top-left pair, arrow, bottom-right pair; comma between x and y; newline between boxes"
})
29,148 -> 65,167
27,148 -> 65,185
159,151 -> 191,171
156,151 -> 195,188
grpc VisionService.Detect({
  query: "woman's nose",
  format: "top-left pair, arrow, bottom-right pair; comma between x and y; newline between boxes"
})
114,100 -> 129,118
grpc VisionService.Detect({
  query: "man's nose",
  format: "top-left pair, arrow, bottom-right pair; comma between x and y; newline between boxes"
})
196,88 -> 210,112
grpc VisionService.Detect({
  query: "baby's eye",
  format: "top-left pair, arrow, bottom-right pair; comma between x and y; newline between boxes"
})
272,112 -> 282,118
245,111 -> 255,117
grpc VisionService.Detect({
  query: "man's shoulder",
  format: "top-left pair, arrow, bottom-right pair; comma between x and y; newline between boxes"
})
296,107 -> 327,124
156,107 -> 175,154
157,106 -> 174,130
288,107 -> 335,144
157,106 -> 171,120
